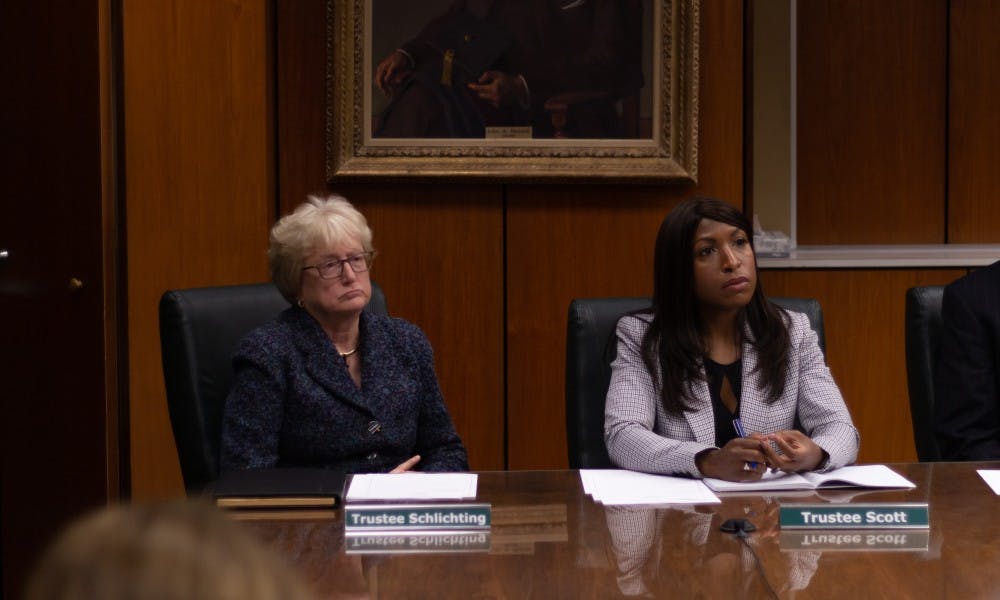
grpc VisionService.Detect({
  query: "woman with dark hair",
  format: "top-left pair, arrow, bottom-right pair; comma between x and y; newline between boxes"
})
604,198 -> 858,482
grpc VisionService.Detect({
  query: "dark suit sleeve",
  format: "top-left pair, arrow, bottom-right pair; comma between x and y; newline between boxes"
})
407,327 -> 470,472
934,279 -> 1000,460
399,0 -> 468,67
220,333 -> 285,470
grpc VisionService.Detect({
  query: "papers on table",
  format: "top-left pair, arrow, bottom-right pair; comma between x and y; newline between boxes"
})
704,464 -> 916,493
346,473 -> 478,501
580,465 -> 918,505
580,469 -> 720,505
977,470 -> 1000,495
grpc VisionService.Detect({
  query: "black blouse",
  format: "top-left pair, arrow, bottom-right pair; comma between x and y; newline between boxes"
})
703,356 -> 744,447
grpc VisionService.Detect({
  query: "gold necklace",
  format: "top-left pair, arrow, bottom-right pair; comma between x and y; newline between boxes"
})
338,345 -> 358,358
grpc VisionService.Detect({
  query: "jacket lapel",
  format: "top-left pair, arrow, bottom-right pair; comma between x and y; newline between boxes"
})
357,312 -> 394,418
286,308 -> 372,416
739,322 -> 767,434
682,374 -> 716,444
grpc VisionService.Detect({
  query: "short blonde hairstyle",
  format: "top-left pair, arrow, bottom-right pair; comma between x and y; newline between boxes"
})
23,500 -> 317,600
269,194 -> 374,303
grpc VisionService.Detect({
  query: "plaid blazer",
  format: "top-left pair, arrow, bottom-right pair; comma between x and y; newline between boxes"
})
604,504 -> 821,595
605,310 -> 859,477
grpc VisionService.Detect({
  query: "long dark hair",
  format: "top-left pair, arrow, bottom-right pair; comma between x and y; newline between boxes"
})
640,197 -> 790,414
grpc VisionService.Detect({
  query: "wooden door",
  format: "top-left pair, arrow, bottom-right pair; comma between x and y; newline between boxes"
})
0,1 -> 118,596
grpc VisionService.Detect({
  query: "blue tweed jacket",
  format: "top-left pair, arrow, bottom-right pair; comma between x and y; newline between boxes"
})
220,307 -> 469,474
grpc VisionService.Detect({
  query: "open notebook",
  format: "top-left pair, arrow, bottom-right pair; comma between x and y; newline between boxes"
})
703,464 -> 916,493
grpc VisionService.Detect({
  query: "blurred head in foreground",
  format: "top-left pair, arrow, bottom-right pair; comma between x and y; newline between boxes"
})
22,500 -> 316,600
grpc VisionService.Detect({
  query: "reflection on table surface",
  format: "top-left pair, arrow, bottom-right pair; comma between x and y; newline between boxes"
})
237,463 -> 1000,599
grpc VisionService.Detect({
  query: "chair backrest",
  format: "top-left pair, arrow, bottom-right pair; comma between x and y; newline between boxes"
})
565,296 -> 826,469
158,281 -> 388,493
904,285 -> 944,462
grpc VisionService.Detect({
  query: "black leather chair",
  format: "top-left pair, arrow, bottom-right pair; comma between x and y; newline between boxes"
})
565,296 -> 826,469
904,285 -> 944,462
159,281 -> 388,493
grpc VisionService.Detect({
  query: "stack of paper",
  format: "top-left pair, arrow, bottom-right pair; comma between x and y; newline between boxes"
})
580,470 -> 720,505
346,472 -> 478,501
703,464 -> 917,493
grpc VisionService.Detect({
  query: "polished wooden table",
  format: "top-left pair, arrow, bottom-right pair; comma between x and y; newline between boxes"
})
239,462 -> 1000,599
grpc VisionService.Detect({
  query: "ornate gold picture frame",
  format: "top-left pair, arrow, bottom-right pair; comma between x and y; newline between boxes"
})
326,0 -> 699,182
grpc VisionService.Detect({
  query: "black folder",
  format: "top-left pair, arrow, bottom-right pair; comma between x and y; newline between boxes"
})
211,468 -> 346,509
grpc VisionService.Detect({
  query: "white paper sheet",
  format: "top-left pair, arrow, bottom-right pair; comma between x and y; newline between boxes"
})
703,464 -> 916,493
580,469 -> 720,505
977,470 -> 1000,495
346,473 -> 478,501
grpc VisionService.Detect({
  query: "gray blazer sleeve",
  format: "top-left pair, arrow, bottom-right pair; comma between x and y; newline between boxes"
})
788,313 -> 859,470
604,315 -> 715,477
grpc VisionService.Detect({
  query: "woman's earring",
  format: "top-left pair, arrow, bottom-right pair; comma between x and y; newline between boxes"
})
297,298 -> 304,308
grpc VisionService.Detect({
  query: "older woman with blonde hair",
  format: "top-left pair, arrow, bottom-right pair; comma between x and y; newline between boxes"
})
221,194 -> 468,474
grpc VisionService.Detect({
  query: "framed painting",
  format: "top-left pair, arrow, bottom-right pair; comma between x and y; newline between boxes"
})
327,0 -> 699,182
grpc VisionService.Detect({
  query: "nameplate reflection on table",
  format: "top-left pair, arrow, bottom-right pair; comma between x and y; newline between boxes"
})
346,531 -> 492,554
779,529 -> 931,552
234,465 -> 1000,599
604,496 -> 822,598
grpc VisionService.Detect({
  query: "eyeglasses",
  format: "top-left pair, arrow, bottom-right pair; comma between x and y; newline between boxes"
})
302,252 -> 375,280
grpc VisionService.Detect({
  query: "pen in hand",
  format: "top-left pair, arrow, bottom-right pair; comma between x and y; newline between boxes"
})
732,417 -> 758,470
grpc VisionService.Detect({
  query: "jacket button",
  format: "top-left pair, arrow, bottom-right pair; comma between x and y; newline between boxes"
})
366,451 -> 378,461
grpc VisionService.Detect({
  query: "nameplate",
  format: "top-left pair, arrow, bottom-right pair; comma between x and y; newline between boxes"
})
780,529 -> 930,552
485,126 -> 532,139
779,503 -> 929,529
345,530 -> 491,554
345,503 -> 491,532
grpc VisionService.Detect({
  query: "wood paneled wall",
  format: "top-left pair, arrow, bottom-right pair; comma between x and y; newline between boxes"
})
948,1 -> 1000,242
795,0 -> 1000,246
2,1 -> 117,593
277,0 -> 745,470
274,1 -> 508,468
275,0 -> 326,205
124,0 -> 274,499
506,0 -> 746,468
797,0 -> 947,244
119,1 -> 1000,497
759,269 -> 966,463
